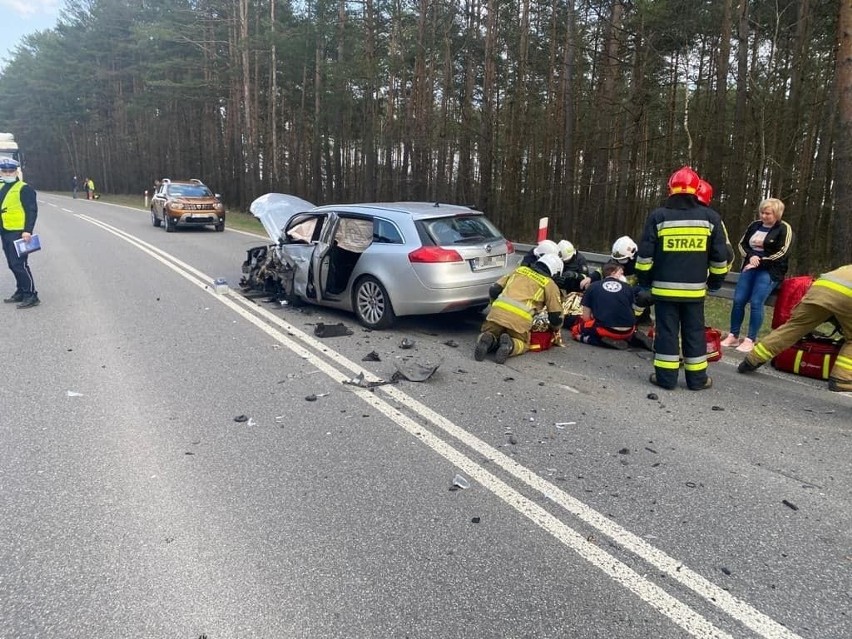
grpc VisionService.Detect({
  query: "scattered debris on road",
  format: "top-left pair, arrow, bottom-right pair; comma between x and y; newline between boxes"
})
313,322 -> 353,338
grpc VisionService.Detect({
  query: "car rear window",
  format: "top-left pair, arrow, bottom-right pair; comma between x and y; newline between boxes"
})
424,215 -> 502,245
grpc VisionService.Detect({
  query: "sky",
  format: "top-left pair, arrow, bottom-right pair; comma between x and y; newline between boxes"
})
0,0 -> 62,70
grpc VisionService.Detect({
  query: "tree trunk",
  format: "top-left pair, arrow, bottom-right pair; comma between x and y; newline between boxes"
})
833,0 -> 852,263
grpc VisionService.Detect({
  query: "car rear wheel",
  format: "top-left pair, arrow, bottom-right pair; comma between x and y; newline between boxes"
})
151,209 -> 161,227
353,275 -> 395,329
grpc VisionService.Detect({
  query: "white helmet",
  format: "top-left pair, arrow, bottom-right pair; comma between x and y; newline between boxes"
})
532,239 -> 559,258
556,240 -> 576,261
537,254 -> 564,277
611,236 -> 637,263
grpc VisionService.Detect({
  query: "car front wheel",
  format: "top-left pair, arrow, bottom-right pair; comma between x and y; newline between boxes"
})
151,209 -> 161,227
353,275 -> 395,329
164,213 -> 175,233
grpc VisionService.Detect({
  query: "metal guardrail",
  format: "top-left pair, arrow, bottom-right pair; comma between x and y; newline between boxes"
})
513,243 -> 763,304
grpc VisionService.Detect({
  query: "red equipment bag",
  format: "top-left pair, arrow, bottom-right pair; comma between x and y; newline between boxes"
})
771,337 -> 841,380
771,275 -> 815,329
529,330 -> 554,351
705,327 -> 722,362
642,326 -> 721,361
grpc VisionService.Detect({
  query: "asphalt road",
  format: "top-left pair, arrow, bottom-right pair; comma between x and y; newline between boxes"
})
1,195 -> 850,639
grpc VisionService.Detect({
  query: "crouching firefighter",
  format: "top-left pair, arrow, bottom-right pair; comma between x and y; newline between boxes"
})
475,254 -> 564,364
738,264 -> 852,392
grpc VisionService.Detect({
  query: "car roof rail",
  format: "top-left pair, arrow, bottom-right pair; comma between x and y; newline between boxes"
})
161,178 -> 171,184
189,178 -> 203,185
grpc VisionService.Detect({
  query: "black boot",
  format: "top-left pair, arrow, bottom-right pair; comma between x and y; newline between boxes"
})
474,333 -> 496,361
737,358 -> 763,374
16,294 -> 40,309
3,291 -> 23,303
494,333 -> 514,364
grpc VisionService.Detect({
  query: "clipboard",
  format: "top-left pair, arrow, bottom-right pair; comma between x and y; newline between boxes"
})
14,234 -> 41,257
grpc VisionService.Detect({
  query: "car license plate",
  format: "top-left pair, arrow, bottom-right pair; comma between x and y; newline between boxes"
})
472,254 -> 505,271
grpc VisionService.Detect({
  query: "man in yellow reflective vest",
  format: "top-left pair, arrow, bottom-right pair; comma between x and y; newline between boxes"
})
738,264 -> 852,392
474,254 -> 564,364
0,158 -> 40,308
635,167 -> 730,390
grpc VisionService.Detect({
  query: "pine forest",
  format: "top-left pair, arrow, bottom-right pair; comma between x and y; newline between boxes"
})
1,0 -> 851,270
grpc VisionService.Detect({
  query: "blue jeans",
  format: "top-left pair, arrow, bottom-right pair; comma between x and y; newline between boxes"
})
729,268 -> 777,340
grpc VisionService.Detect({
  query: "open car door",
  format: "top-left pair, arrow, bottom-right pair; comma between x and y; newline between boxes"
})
310,213 -> 374,302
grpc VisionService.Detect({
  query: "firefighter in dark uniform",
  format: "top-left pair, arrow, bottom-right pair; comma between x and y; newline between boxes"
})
636,167 -> 729,390
0,158 -> 40,308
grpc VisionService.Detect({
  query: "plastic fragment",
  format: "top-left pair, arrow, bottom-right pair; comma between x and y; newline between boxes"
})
782,499 -> 799,511
391,358 -> 441,382
362,351 -> 381,362
233,415 -> 249,422
451,474 -> 470,490
647,393 -> 659,401
399,337 -> 415,349
66,390 -> 84,397
711,405 -> 725,411
443,340 -> 459,348
305,394 -> 318,402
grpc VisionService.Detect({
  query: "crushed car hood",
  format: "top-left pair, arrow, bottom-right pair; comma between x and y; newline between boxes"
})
249,193 -> 316,241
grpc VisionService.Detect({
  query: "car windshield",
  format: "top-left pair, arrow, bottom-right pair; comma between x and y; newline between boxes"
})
170,185 -> 212,198
425,215 -> 502,245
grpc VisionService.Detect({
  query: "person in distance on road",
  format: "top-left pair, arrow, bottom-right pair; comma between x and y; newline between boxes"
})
738,264 -> 852,392
0,158 -> 40,308
474,254 -> 564,364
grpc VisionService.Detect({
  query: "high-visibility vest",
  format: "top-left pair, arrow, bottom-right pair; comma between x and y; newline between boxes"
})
0,181 -> 26,231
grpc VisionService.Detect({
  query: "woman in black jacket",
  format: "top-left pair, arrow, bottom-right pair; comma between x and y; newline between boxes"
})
720,198 -> 793,353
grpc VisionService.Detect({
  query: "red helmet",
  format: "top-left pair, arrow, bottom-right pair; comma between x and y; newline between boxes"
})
696,179 -> 713,205
667,166 -> 700,196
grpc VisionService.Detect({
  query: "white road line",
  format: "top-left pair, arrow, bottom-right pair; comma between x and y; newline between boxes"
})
75,214 -> 805,639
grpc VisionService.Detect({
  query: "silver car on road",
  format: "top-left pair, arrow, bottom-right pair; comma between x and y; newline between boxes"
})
240,194 -> 516,329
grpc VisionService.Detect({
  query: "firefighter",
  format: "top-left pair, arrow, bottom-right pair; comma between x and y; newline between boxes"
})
635,166 -> 729,390
738,264 -> 852,392
474,254 -> 564,364
0,158 -> 40,308
552,239 -> 590,294
520,239 -> 559,267
695,178 -> 736,270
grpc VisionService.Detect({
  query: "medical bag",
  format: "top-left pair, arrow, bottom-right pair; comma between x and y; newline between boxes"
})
771,337 -> 841,380
771,275 -> 815,328
705,327 -> 722,362
646,326 -> 722,361
529,330 -> 555,351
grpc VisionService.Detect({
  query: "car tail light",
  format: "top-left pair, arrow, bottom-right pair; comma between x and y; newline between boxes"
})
505,240 -> 515,254
408,246 -> 463,263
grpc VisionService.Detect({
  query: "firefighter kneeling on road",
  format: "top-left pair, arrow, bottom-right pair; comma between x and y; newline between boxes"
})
738,264 -> 852,392
475,254 -> 564,364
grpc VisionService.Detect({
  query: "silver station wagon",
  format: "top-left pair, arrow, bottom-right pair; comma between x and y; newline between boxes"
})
240,194 -> 516,329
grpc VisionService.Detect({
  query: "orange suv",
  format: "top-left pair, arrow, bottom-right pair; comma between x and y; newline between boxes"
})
150,178 -> 226,232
